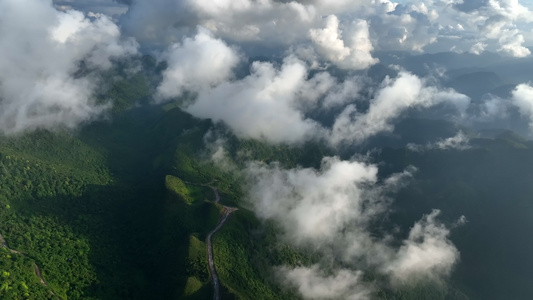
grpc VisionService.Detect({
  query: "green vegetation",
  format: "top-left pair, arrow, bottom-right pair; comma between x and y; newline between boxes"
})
0,248 -> 53,299
375,137 -> 533,300
0,98 -> 479,300
213,211 -> 311,300
4,57 -> 533,300
165,176 -> 193,204
0,65 -> 166,299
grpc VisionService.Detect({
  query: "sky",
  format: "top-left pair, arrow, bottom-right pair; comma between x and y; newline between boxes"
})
4,0 -> 533,299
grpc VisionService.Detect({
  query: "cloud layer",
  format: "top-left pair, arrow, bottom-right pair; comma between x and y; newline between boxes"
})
0,0 -> 137,134
155,27 -> 241,101
118,0 -> 533,58
156,33 -> 470,146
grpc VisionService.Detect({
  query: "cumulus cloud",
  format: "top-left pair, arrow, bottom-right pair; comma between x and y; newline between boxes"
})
120,0 -> 318,49
245,157 -> 461,297
453,0 -> 533,57
461,85 -> 533,132
309,15 -> 377,69
370,2 -> 440,52
64,0 -> 533,58
470,41 -> 487,54
279,265 -> 370,300
246,157 -> 379,244
330,72 -> 470,146
0,0 -> 138,134
115,0 -> 448,55
512,83 -> 533,130
174,55 -> 366,145
385,210 -> 461,285
159,51 -> 468,145
155,27 -> 241,101
184,57 -> 327,144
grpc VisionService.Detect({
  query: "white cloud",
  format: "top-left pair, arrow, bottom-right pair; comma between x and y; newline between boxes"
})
245,157 -> 461,294
385,210 -> 460,285
117,0 -> 446,55
120,0 -> 319,49
245,157 -> 379,244
279,265 -> 370,300
407,131 -> 471,151
309,15 -> 378,70
165,57 -> 468,146
470,42 -> 487,54
184,57 -> 327,144
512,83 -> 533,130
155,27 -> 241,101
330,72 -> 470,146
457,0 -> 533,57
75,0 -> 533,57
52,0 -> 128,19
371,4 -> 440,52
497,28 -> 531,57
0,0 -> 138,134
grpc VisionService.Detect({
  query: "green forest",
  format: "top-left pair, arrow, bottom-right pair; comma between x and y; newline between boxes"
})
1,59 -> 532,300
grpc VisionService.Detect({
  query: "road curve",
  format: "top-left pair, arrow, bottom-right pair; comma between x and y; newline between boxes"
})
205,188 -> 237,300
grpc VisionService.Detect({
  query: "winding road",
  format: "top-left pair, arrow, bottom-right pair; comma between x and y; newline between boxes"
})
205,186 -> 237,300
0,233 -> 59,298
1,181 -> 235,300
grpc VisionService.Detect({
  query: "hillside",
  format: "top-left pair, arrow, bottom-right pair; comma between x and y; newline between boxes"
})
1,56 -> 533,300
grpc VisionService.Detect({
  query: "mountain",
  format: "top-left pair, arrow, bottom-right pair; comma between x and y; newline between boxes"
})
2,55 -> 533,300
446,71 -> 505,101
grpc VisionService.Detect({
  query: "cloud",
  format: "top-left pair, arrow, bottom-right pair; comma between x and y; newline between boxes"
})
155,27 -> 241,101
384,210 -> 460,285
462,85 -> 533,132
470,41 -> 487,54
184,56 -> 328,144
496,27 -> 531,57
119,0 -> 197,47
245,157 -> 379,244
454,0 -> 533,57
512,83 -> 533,130
120,0 -> 319,50
116,0 -> 440,55
61,0 -> 533,58
0,0 -> 138,134
407,131 -> 471,151
279,265 -> 370,300
159,49 -> 468,145
53,0 -> 128,19
329,72 -> 470,146
309,15 -> 377,69
370,2 -> 440,52
178,54 -> 369,145
202,129 -> 238,172
244,157 -> 461,296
